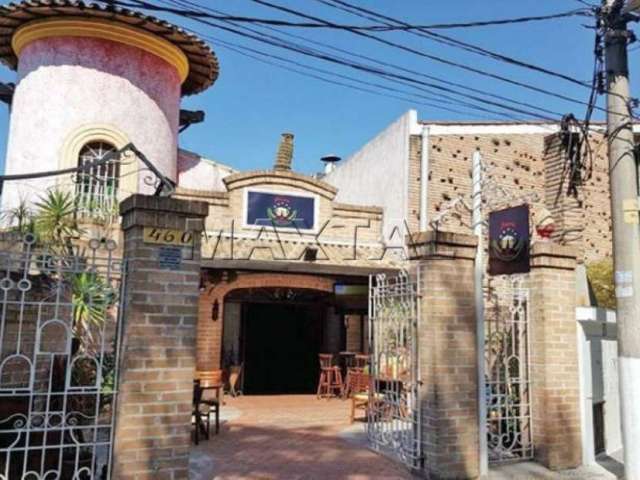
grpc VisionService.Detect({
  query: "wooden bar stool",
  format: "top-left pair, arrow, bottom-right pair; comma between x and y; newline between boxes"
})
316,353 -> 343,399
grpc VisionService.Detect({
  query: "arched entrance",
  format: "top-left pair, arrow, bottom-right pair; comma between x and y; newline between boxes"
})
197,271 -> 369,394
225,287 -> 333,394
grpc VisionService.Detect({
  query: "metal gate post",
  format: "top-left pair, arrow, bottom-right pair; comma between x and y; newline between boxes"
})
408,231 -> 480,479
113,195 -> 207,479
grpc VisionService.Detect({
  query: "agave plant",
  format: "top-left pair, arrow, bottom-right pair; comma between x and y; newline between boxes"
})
70,271 -> 117,350
34,189 -> 83,250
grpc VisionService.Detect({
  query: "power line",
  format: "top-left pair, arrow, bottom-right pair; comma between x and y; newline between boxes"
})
191,26 -> 530,120
305,0 -> 633,118
250,0 -> 600,106
107,1 -> 588,30
207,35 -> 518,120
131,0 -> 563,120
317,0 -> 595,89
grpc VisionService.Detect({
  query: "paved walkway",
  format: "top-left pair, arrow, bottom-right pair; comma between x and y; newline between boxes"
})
189,395 -> 621,480
190,395 -> 413,480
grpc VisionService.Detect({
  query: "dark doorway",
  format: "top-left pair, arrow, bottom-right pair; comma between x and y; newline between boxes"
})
593,401 -> 606,455
242,303 -> 323,394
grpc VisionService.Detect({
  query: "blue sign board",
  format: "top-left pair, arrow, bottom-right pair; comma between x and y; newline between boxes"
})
246,191 -> 316,230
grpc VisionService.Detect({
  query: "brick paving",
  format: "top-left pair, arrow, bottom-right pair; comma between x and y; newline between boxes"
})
192,395 -> 414,480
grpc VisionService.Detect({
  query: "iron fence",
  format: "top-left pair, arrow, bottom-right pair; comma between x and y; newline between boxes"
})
0,233 -> 125,480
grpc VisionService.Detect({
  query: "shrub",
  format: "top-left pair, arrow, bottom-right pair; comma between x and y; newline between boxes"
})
586,258 -> 616,310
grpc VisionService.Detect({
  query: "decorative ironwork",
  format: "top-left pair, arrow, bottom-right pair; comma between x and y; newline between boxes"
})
430,158 -> 540,230
368,269 -> 421,469
0,233 -> 125,480
429,154 -> 536,466
75,142 -> 120,221
485,275 -> 533,463
0,142 -> 176,226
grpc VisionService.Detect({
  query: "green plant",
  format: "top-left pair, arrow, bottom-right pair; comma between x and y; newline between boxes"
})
34,189 -> 83,250
3,199 -> 35,234
70,271 -> 117,347
586,258 -> 616,310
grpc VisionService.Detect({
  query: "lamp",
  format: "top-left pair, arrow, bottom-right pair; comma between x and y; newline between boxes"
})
211,299 -> 219,322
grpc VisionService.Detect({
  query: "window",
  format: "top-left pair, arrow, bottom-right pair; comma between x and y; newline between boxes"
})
75,141 -> 120,219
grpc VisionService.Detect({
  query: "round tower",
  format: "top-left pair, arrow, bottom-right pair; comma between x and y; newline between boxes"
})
0,1 -> 218,213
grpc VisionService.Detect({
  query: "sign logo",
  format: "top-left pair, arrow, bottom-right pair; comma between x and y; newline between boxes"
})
491,222 -> 525,262
246,190 -> 316,230
489,205 -> 530,275
267,196 -> 298,226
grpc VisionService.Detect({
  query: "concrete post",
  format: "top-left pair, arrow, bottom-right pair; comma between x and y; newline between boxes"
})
113,195 -> 208,480
409,231 -> 480,480
529,242 -> 582,470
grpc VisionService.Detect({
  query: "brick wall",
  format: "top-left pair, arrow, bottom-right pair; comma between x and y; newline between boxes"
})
174,169 -> 394,269
529,243 -> 582,470
409,231 -> 480,479
113,195 -> 207,480
423,129 -> 613,264
543,132 -> 612,262
407,134 -> 422,234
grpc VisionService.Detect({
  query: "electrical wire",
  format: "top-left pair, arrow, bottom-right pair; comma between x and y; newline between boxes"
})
119,0 -> 559,121
206,34 -> 517,120
316,0 -> 594,88
129,0 -> 563,121
248,0 -> 599,108
309,0 -> 635,119
108,1 -> 587,30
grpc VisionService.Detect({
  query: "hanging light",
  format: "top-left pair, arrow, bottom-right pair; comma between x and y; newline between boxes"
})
211,299 -> 219,322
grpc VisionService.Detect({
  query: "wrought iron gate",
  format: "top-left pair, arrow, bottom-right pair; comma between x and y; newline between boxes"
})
368,269 -> 421,469
0,233 -> 125,480
485,275 -> 533,463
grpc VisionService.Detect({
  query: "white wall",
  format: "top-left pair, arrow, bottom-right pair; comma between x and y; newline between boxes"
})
577,307 -> 622,465
177,149 -> 235,191
324,110 -> 418,245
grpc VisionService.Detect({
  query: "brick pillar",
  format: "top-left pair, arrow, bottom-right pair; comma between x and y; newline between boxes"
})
113,195 -> 208,480
409,231 -> 480,480
529,242 -> 581,470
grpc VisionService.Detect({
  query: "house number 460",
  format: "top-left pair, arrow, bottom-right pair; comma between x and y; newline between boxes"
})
143,227 -> 194,246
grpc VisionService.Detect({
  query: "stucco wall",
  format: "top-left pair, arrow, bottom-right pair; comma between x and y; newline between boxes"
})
177,149 -> 236,192
324,110 -> 418,244
2,36 -> 181,212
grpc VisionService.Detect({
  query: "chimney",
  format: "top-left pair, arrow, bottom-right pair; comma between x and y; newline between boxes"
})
274,132 -> 294,172
321,154 -> 341,175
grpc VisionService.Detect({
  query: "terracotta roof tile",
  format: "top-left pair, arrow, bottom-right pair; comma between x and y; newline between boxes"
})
0,0 -> 219,95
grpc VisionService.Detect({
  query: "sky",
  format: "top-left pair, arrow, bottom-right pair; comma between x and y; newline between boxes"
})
0,0 -> 638,176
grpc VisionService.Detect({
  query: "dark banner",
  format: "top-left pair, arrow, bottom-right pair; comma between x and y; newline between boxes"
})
489,204 -> 530,275
246,191 -> 316,230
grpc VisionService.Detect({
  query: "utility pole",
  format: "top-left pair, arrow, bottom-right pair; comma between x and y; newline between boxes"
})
604,1 -> 640,478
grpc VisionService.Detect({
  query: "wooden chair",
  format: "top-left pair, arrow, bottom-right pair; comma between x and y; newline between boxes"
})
316,353 -> 343,399
354,354 -> 369,369
197,370 -> 224,405
195,371 -> 222,436
344,354 -> 369,398
192,380 -> 210,444
350,371 -> 383,423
